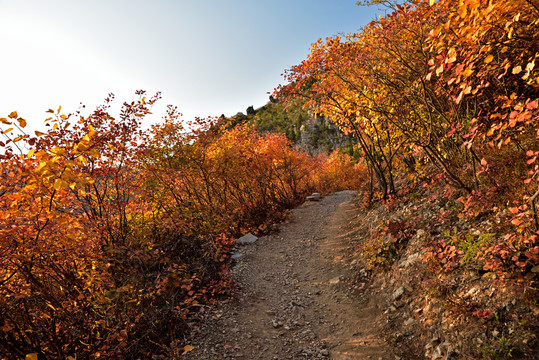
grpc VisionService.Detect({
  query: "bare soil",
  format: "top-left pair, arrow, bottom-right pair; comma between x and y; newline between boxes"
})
184,191 -> 394,360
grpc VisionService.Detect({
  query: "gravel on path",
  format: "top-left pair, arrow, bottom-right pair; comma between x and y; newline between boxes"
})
184,191 -> 393,360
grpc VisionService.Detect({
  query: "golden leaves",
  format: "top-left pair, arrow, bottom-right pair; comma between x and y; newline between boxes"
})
435,64 -> 444,76
461,68 -> 473,77
447,48 -> 457,63
484,55 -> 494,64
521,59 -> 535,80
457,4 -> 467,18
51,147 -> 66,157
35,161 -> 48,173
53,178 -> 69,191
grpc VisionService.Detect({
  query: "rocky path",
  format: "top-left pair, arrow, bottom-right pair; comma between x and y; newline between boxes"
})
185,191 -> 393,360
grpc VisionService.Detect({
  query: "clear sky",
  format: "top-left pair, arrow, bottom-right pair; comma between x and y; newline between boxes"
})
0,0 -> 383,129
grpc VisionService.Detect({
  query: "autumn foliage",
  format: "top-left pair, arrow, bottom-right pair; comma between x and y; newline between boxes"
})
0,90 -> 365,358
278,0 -> 538,277
276,1 -> 539,356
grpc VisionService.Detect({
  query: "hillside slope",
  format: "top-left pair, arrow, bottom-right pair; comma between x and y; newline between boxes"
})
219,100 -> 357,156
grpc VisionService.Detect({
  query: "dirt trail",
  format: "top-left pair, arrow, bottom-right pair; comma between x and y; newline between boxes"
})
185,191 -> 393,359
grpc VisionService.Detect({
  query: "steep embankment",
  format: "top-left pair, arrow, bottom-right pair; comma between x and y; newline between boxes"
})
185,191 -> 393,360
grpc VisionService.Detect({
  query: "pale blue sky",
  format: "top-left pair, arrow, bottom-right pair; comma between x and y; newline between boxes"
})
0,0 -> 383,128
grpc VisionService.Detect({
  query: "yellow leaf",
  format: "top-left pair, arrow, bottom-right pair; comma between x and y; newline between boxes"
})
447,48 -> 457,63
18,118 -> 27,128
35,130 -> 45,137
429,0 -> 435,6
462,68 -> 473,77
436,64 -> 444,76
57,105 -> 62,113
35,150 -> 47,159
60,114 -> 67,120
183,345 -> 195,353
3,127 -> 13,134
8,111 -> 18,119
27,149 -> 35,158
51,147 -> 65,156
512,66 -> 522,74
53,123 -> 59,130
53,178 -> 69,190
35,161 -> 48,173
484,55 -> 494,64
25,354 -> 38,360
458,4 -> 467,18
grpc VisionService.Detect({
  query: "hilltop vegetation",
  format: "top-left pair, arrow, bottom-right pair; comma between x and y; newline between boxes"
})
219,99 -> 357,156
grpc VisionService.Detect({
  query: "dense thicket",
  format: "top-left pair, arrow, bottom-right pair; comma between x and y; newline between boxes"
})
278,0 -> 538,356
278,0 -> 538,277
0,94 -> 366,358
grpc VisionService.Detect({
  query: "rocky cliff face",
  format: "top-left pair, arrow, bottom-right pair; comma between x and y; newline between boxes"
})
222,101 -> 356,156
294,112 -> 355,156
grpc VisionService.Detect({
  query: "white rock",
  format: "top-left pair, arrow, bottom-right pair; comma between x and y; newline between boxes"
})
399,252 -> 421,268
404,317 -> 415,326
235,233 -> 258,245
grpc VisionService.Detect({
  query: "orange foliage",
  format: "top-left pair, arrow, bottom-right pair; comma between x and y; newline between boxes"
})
0,94 -> 363,358
277,0 -> 538,278
312,151 -> 367,194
